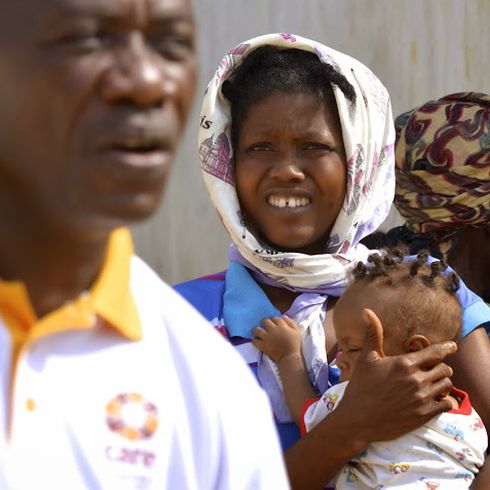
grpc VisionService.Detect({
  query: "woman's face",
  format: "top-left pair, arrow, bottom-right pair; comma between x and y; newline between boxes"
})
234,91 -> 347,255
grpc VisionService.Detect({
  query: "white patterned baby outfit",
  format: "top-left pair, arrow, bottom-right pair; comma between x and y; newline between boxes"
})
303,381 -> 487,489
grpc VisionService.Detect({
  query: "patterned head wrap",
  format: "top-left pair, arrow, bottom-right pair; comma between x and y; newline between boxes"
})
199,33 -> 395,291
394,92 -> 490,257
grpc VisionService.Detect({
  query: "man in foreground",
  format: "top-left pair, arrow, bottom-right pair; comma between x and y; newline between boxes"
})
0,0 -> 288,488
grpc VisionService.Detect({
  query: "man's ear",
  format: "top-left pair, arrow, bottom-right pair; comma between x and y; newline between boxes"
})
361,308 -> 385,358
403,334 -> 431,353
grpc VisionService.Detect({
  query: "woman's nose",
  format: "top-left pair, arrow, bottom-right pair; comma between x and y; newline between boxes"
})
269,151 -> 305,182
101,34 -> 174,107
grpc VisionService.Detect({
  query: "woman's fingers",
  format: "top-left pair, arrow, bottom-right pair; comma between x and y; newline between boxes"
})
421,359 -> 454,383
430,375 -> 454,403
360,308 -> 385,359
414,364 -> 454,417
405,341 -> 457,370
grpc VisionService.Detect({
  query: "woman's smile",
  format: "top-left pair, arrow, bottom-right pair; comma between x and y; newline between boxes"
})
267,194 -> 311,209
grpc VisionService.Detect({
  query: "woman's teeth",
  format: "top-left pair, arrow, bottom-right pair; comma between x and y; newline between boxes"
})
268,196 -> 310,208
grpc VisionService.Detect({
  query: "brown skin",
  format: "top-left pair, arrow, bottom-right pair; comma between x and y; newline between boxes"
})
235,89 -> 479,489
235,91 -> 347,255
0,0 -> 197,316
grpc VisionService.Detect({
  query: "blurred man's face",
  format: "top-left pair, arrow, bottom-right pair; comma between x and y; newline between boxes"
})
0,0 -> 197,232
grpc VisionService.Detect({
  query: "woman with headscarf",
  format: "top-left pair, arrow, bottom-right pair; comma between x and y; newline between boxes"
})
175,35 -> 490,489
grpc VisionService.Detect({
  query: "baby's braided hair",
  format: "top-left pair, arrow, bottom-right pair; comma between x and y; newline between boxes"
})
348,247 -> 462,342
352,248 -> 460,295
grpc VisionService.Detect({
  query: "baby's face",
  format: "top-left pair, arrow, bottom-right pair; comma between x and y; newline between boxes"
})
333,305 -> 365,382
333,298 -> 401,382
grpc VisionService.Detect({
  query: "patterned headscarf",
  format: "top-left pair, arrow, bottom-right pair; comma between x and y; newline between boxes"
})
199,33 -> 395,292
394,92 -> 490,258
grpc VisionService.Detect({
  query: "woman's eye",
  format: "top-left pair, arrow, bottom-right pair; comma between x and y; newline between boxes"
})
303,142 -> 333,151
249,143 -> 273,152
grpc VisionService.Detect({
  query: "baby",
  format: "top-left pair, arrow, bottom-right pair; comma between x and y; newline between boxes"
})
253,250 -> 487,489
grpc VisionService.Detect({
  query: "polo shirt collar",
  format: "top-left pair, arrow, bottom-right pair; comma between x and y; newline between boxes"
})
0,228 -> 141,342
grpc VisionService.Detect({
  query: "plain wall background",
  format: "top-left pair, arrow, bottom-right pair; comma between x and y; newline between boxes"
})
132,0 -> 490,284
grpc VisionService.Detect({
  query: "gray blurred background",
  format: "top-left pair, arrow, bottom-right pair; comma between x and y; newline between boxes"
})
132,0 -> 490,284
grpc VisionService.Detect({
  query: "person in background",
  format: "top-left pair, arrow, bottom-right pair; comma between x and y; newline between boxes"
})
384,92 -> 490,488
386,92 -> 489,305
0,1 -> 289,488
254,249 -> 487,488
174,33 -> 490,489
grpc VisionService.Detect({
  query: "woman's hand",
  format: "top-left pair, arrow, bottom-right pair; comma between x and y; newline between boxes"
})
252,315 -> 302,363
336,312 -> 457,444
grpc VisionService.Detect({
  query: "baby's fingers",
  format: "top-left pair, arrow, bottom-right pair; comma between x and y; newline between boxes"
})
252,326 -> 267,340
262,318 -> 278,329
262,317 -> 287,330
282,315 -> 301,331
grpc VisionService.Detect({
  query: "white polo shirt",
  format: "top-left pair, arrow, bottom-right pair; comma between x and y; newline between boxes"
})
0,229 -> 289,489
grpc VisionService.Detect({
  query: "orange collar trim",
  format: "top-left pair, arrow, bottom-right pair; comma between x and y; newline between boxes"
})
0,228 -> 141,343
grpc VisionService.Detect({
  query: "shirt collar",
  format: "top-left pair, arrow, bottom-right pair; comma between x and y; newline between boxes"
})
223,261 -> 280,339
0,228 -> 141,342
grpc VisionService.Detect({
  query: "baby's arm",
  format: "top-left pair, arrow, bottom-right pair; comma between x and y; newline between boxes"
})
252,316 -> 316,425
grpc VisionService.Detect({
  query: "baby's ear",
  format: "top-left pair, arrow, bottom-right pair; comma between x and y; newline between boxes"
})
403,334 -> 431,353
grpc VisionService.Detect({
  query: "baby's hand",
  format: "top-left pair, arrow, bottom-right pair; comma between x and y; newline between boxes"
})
252,315 -> 302,363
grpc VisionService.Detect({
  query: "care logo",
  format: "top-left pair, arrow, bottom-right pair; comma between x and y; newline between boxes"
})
106,393 -> 158,441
